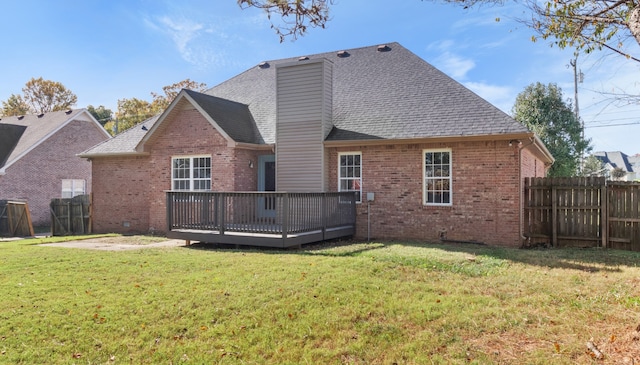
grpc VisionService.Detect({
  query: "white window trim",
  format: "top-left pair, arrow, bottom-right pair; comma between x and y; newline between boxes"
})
338,151 -> 362,203
423,148 -> 452,206
61,179 -> 86,198
171,155 -> 212,191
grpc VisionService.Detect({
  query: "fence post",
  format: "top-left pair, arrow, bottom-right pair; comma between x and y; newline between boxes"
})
551,185 -> 557,247
601,181 -> 608,248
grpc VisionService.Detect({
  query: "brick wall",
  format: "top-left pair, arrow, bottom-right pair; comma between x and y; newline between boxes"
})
0,119 -> 108,226
327,140 -> 538,246
92,108 -> 266,234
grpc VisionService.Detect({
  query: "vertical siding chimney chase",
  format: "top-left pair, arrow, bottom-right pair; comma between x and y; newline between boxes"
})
275,58 -> 333,192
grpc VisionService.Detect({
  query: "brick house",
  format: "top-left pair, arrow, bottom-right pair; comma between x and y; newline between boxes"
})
81,43 -> 553,246
0,109 -> 111,226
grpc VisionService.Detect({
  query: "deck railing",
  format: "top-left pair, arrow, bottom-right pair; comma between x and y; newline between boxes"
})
166,191 -> 356,246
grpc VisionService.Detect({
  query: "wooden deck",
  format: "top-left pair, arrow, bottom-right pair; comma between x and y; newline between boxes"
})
166,191 -> 356,248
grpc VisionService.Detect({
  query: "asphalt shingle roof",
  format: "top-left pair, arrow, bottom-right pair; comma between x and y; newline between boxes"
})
184,90 -> 263,144
594,151 -> 637,173
83,42 -> 530,156
0,109 -> 86,169
207,42 -> 528,144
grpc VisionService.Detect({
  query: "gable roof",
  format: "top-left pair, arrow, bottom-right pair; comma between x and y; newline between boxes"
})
594,151 -> 637,173
82,42 -> 548,160
0,109 -> 110,172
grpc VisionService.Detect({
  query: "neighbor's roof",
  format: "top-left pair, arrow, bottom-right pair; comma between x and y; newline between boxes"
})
594,151 -> 637,172
82,42 -> 534,157
0,109 -> 108,171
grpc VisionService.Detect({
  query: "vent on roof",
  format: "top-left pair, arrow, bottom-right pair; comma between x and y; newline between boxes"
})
258,61 -> 270,69
37,113 -> 44,118
298,56 -> 309,61
17,115 -> 25,120
377,44 -> 391,52
337,50 -> 350,58
65,109 -> 72,114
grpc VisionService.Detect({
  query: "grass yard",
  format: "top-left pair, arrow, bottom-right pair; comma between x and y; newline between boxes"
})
1,237 -> 639,364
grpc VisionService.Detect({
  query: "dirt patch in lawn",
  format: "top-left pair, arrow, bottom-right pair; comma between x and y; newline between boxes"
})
41,236 -> 185,251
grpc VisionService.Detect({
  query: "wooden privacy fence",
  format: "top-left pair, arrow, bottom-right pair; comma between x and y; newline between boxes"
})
524,177 -> 640,251
50,195 -> 92,236
0,200 -> 34,237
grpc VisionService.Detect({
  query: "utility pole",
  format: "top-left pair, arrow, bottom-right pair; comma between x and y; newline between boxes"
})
570,55 -> 585,172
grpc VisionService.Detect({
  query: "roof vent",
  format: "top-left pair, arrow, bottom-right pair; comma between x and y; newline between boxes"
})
65,109 -> 73,114
258,61 -> 270,69
337,50 -> 350,58
37,113 -> 45,118
377,44 -> 391,52
17,115 -> 24,120
298,56 -> 309,61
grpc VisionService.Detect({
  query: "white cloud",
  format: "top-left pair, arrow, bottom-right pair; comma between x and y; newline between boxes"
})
433,52 -> 476,80
464,81 -> 515,113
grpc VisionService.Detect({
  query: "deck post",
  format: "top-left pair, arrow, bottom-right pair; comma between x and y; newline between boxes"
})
219,193 -> 226,235
282,193 -> 289,247
321,193 -> 327,240
166,192 -> 173,234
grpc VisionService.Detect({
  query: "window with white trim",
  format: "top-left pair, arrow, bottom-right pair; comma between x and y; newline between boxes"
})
172,156 -> 211,191
61,179 -> 86,198
338,152 -> 362,203
423,149 -> 452,206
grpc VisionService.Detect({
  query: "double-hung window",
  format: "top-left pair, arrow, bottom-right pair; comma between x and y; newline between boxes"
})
61,179 -> 86,198
172,156 -> 211,191
338,152 -> 362,203
423,149 -> 452,206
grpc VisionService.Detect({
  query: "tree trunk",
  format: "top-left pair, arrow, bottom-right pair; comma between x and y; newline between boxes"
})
630,7 -> 640,47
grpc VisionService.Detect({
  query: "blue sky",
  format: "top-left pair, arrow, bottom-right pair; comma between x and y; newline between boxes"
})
1,0 -> 639,154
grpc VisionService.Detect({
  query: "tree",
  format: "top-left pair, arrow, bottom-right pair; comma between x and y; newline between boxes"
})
87,105 -> 114,126
22,77 -> 78,113
512,82 -> 591,177
150,79 -> 208,111
611,166 -> 628,180
1,77 -> 77,116
526,0 -> 640,62
1,94 -> 30,116
238,0 -> 640,61
107,79 -> 208,135
238,0 -> 333,42
581,154 -> 605,176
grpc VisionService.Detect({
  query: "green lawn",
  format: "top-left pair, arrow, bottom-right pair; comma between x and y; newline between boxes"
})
1,237 -> 639,364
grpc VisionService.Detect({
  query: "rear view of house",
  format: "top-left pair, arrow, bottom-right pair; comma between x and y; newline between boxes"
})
0,109 -> 111,227
82,43 -> 553,247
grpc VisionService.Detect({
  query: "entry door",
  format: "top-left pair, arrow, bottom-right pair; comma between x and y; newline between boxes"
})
258,155 -> 276,218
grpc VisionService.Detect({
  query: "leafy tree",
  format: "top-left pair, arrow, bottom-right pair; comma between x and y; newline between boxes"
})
512,82 -> 591,177
150,79 -> 208,111
611,167 -> 627,180
239,0 -> 640,61
525,0 -> 640,62
1,94 -> 30,116
22,77 -> 78,113
581,154 -> 605,176
1,77 -> 77,116
87,105 -> 113,126
108,79 -> 207,135
238,0 -> 333,42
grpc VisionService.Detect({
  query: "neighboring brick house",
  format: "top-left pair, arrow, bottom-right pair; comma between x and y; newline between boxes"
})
81,43 -> 553,246
0,109 -> 111,226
